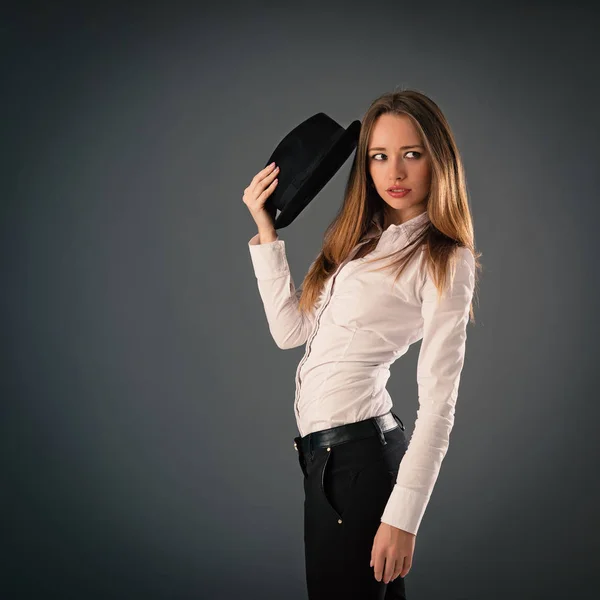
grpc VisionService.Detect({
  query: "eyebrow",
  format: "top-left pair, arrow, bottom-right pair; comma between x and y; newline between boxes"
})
368,145 -> 425,151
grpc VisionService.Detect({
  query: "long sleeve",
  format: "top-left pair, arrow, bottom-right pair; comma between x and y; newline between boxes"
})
380,246 -> 476,535
248,233 -> 317,349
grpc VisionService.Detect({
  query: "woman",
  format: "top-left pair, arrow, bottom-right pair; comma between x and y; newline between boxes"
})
243,89 -> 481,600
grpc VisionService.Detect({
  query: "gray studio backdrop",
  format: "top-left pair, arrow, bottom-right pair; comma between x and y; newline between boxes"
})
3,2 -> 599,599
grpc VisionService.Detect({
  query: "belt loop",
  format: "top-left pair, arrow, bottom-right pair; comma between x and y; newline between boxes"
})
392,411 -> 406,431
372,417 -> 387,445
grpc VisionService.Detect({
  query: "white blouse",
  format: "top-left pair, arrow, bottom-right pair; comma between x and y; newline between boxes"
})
247,209 -> 476,535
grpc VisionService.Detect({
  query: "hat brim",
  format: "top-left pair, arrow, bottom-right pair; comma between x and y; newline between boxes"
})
274,120 -> 361,229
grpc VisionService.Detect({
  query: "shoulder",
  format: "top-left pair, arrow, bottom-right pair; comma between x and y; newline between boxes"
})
455,245 -> 475,272
417,243 -> 474,273
417,244 -> 475,301
451,246 -> 476,299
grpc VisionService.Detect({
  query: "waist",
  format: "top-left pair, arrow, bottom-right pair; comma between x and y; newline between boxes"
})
293,410 -> 405,456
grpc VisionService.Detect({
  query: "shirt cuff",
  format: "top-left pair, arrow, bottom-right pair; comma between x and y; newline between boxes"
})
380,486 -> 431,536
248,233 -> 289,280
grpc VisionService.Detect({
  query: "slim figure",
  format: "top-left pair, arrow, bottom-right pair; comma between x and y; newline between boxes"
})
243,89 -> 480,600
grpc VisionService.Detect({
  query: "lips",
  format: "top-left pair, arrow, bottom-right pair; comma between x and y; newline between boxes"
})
387,187 -> 411,192
386,188 -> 411,198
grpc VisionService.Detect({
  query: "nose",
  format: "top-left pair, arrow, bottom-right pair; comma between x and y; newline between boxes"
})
389,165 -> 406,182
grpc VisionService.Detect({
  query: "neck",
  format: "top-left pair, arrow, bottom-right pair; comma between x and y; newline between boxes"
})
383,207 -> 427,229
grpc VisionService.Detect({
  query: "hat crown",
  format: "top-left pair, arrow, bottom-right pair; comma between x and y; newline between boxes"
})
270,113 -> 345,172
264,113 -> 361,228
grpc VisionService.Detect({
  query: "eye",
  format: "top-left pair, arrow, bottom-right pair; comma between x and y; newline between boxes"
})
369,151 -> 422,161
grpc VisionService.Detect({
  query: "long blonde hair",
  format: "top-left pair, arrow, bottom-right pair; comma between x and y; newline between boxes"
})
297,89 -> 482,322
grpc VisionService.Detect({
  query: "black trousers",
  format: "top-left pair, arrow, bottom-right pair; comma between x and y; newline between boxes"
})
294,411 -> 409,600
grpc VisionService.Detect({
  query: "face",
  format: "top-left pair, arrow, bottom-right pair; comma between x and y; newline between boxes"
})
367,113 -> 432,226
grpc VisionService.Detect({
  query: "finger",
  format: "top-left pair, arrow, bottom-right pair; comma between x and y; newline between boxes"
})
245,174 -> 277,209
383,556 -> 397,584
259,162 -> 277,178
259,165 -> 279,189
370,540 -> 376,569
391,555 -> 404,581
400,556 -> 412,578
256,178 -> 278,207
391,561 -> 403,582
250,163 -> 278,190
373,552 -> 384,582
249,169 -> 278,201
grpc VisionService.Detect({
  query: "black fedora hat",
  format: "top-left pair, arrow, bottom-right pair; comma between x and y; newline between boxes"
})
263,113 -> 361,229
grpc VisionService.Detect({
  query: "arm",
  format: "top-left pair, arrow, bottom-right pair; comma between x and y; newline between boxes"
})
380,246 -> 476,535
248,232 -> 317,349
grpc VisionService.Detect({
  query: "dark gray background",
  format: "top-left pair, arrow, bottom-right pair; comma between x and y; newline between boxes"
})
3,1 -> 599,598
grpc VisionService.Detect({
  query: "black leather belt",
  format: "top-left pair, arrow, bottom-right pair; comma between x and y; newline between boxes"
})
294,411 -> 405,455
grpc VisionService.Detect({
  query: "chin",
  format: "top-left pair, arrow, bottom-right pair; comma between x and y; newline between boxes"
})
381,198 -> 409,208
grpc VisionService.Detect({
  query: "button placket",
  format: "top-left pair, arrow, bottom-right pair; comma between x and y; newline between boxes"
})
293,251 -> 360,436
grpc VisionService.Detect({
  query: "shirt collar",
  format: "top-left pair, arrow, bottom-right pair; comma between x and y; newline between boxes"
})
366,209 -> 430,242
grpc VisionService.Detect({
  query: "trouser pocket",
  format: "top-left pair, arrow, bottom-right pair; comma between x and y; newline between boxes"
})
298,451 -> 308,479
294,437 -> 308,478
321,449 -> 360,520
320,440 -> 407,524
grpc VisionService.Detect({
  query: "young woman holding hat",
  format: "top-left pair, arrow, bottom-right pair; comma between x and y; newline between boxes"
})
243,89 -> 481,600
